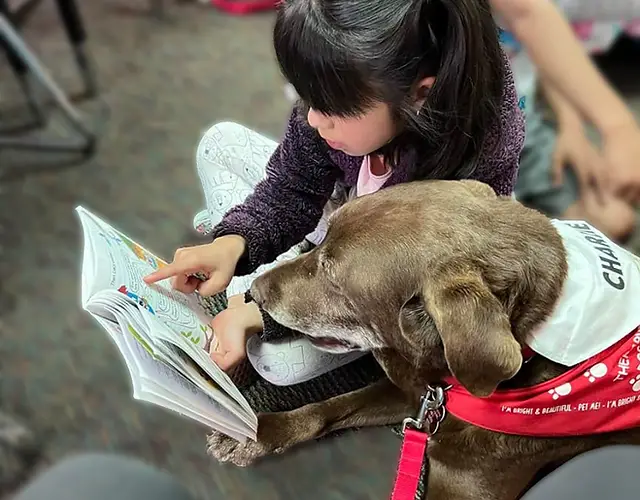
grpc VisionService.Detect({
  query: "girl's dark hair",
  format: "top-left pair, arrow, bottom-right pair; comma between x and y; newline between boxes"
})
274,0 -> 505,180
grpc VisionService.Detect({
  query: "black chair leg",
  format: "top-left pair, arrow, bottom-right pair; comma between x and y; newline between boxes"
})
0,12 -> 96,154
53,0 -> 98,97
0,0 -> 44,124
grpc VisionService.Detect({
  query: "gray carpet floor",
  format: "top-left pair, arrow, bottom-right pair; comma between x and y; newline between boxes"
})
0,2 -> 639,499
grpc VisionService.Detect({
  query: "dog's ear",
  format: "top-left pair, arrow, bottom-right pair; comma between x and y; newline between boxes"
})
415,267 -> 522,397
459,180 -> 497,199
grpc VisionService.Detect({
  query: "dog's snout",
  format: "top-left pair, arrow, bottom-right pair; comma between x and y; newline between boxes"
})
249,276 -> 279,309
249,280 -> 265,306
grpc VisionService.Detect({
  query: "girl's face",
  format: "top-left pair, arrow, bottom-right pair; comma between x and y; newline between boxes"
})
307,102 -> 398,157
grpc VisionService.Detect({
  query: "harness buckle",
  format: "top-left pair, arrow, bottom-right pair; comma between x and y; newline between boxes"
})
402,385 -> 447,435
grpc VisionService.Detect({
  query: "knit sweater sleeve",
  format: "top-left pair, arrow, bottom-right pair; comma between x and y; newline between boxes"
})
210,106 -> 340,276
473,53 -> 526,197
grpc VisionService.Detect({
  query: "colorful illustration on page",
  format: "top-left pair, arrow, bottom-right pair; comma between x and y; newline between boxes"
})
118,285 -> 155,315
127,324 -> 156,357
182,324 -> 217,352
98,231 -> 123,247
120,235 -> 168,271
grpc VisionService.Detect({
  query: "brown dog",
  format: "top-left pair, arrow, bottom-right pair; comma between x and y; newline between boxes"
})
208,180 -> 640,499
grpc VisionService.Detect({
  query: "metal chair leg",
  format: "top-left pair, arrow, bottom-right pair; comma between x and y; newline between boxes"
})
53,0 -> 98,97
0,13 -> 96,154
0,0 -> 44,124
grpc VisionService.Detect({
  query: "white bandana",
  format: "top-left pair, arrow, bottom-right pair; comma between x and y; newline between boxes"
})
526,220 -> 640,366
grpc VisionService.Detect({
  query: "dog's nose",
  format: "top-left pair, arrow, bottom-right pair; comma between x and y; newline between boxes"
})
249,278 -> 267,307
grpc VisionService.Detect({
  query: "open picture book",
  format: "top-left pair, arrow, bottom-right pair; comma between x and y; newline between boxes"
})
75,206 -> 257,442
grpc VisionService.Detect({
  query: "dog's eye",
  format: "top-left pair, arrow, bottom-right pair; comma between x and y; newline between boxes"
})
318,254 -> 332,272
317,254 -> 331,277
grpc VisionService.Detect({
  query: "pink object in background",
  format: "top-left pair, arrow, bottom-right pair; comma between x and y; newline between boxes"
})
627,20 -> 640,37
572,21 -> 594,40
207,0 -> 278,15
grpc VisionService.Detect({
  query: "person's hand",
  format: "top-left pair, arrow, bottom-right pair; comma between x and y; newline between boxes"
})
143,235 -> 246,297
209,294 -> 263,371
552,120 -> 605,198
602,121 -> 640,205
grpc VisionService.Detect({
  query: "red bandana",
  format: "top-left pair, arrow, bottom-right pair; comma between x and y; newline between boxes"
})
446,326 -> 640,437
391,326 -> 640,500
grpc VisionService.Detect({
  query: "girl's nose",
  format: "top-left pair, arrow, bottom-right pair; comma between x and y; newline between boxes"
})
307,108 -> 333,130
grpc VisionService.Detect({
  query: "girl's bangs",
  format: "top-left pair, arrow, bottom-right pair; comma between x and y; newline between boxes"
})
273,7 -> 377,117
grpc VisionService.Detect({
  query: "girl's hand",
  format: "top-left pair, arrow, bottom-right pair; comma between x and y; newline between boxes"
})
143,235 -> 246,297
602,122 -> 640,205
552,120 -> 605,198
209,295 -> 263,372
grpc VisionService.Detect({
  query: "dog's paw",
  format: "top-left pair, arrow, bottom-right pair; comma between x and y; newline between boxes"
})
0,412 -> 41,489
206,431 -> 275,467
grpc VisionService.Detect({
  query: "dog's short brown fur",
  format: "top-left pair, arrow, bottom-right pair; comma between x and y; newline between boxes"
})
208,180 -> 640,499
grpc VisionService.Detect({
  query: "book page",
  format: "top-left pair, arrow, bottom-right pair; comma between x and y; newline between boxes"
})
136,303 -> 253,419
95,314 -> 252,441
76,206 -> 256,431
116,315 -> 253,441
119,302 -> 256,430
76,207 -> 248,402
92,315 -> 142,390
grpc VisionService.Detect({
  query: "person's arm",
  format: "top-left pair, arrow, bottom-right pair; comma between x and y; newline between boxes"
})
492,0 -> 638,137
210,105 -> 340,276
539,76 -> 607,191
539,76 -> 583,130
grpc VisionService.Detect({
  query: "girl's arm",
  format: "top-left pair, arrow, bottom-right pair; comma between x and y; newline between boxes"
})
492,0 -> 637,135
210,106 -> 339,276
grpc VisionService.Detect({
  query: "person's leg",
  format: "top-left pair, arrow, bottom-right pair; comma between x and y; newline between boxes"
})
193,122 -> 366,385
521,445 -> 640,500
246,334 -> 366,386
515,107 -> 580,217
12,453 -> 195,500
194,121 -> 275,236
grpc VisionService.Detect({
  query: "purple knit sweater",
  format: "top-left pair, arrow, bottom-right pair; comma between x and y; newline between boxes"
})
211,60 -> 525,276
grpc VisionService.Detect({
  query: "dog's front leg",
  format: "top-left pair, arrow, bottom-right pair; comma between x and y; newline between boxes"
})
208,378 -> 413,467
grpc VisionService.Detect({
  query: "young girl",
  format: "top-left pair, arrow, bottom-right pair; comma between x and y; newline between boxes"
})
145,0 -> 525,385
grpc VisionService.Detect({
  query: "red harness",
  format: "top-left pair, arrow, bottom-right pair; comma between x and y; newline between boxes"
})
391,326 -> 640,500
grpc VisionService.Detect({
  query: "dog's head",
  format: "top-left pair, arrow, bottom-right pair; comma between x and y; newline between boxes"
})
250,180 -> 567,397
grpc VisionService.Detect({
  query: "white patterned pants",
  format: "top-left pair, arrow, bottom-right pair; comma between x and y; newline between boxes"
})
195,122 -> 365,386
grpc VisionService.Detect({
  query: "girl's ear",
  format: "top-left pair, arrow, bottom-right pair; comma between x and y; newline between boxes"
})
413,76 -> 436,110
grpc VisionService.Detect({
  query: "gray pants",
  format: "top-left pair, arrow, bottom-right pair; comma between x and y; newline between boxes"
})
514,109 -> 579,217
12,453 -> 194,500
12,446 -> 640,499
521,445 -> 640,499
